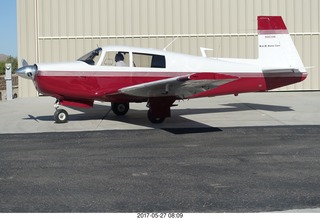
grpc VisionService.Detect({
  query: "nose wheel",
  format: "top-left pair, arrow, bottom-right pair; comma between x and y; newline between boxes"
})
54,109 -> 69,123
53,100 -> 69,123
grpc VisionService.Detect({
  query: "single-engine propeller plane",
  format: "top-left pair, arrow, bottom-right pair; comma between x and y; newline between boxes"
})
16,16 -> 307,124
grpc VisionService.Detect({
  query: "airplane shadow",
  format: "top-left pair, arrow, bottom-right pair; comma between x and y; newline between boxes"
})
24,102 -> 293,135
175,102 -> 293,116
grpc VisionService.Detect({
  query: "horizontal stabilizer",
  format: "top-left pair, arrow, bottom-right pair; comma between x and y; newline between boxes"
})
262,68 -> 302,74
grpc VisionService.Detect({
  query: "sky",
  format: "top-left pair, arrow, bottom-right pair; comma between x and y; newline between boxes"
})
0,0 -> 17,57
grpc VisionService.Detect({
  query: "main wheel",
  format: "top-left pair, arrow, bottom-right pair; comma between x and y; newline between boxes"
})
54,109 -> 69,123
111,102 -> 129,116
147,109 -> 165,124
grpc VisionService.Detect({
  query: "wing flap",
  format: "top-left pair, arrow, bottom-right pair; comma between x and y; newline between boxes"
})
119,73 -> 238,99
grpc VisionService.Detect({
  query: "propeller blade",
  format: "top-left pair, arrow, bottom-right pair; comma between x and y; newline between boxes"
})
22,59 -> 28,67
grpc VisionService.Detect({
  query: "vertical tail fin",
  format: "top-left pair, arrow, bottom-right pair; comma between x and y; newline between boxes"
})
258,16 -> 305,71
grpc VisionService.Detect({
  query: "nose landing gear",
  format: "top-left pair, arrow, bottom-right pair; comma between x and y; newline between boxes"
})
54,100 -> 69,123
54,109 -> 69,123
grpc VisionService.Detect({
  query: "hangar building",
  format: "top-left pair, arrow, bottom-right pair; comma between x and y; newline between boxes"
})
17,0 -> 319,97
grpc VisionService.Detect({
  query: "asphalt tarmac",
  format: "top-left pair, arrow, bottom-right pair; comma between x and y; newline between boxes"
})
0,92 -> 320,212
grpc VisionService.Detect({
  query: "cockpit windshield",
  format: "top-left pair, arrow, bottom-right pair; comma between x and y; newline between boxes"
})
77,47 -> 102,65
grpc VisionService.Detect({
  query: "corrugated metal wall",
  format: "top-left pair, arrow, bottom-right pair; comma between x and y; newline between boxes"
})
18,0 -> 320,97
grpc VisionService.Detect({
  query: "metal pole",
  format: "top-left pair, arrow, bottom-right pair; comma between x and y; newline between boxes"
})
5,63 -> 12,100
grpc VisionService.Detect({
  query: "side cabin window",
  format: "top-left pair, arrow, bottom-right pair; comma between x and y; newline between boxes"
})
133,53 -> 166,68
101,51 -> 166,68
102,51 -> 129,67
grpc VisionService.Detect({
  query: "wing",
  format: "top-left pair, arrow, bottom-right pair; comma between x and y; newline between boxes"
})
117,73 -> 238,99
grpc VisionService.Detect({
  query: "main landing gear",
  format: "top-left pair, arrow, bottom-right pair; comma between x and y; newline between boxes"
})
111,102 -> 129,116
146,97 -> 176,124
147,109 -> 165,124
111,99 -> 175,124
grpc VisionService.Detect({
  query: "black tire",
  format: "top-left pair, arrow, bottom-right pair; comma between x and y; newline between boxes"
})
147,109 -> 165,124
111,102 -> 129,116
54,109 -> 69,123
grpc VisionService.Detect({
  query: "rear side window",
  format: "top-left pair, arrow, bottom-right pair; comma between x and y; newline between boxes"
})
133,53 -> 166,68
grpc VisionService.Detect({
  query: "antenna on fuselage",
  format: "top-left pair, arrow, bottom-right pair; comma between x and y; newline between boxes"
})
163,36 -> 179,51
200,47 -> 214,58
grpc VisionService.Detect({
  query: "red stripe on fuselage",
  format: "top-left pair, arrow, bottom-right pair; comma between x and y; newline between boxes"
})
34,70 -> 306,102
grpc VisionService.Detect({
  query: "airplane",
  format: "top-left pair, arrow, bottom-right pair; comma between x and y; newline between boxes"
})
16,16 -> 307,124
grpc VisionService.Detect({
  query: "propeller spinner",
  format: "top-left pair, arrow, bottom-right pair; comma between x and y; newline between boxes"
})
16,59 -> 38,80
